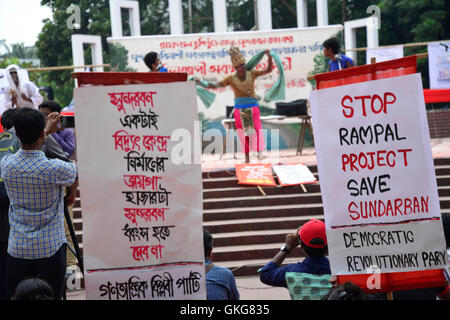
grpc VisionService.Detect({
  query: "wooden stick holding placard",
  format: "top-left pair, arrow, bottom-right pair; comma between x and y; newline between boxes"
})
387,291 -> 394,300
257,185 -> 266,196
300,184 -> 307,192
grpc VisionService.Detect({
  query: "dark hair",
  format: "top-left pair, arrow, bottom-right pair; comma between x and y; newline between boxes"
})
300,241 -> 328,258
322,282 -> 368,300
323,37 -> 340,54
13,107 -> 45,145
39,100 -> 62,113
12,278 -> 55,300
1,108 -> 16,130
442,213 -> 450,248
144,51 -> 158,71
203,228 -> 213,257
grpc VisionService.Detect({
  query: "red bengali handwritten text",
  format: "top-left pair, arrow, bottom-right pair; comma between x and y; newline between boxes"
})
113,131 -> 170,153
130,244 -> 164,261
160,36 -> 294,50
124,208 -> 168,225
142,135 -> 170,153
123,175 -> 161,190
112,130 -> 141,152
108,91 -> 157,115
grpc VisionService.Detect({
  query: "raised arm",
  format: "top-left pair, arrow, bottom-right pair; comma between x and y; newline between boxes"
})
257,50 -> 274,77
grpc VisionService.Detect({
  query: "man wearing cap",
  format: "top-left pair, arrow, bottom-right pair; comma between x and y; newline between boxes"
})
259,219 -> 331,288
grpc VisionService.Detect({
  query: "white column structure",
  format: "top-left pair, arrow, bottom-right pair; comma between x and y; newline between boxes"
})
296,0 -> 308,28
316,0 -> 328,26
71,35 -> 104,72
109,0 -> 141,38
256,0 -> 272,30
168,0 -> 184,34
213,0 -> 227,33
344,17 -> 379,62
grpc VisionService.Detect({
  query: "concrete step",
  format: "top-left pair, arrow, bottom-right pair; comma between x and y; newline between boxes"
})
204,184 -> 321,199
211,229 -> 299,247
203,192 -> 323,210
203,215 -> 323,234
211,242 -> 305,263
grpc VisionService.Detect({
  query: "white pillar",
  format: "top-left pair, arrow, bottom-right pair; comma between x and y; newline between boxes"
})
366,16 -> 379,48
213,0 -> 227,33
109,0 -> 141,37
256,0 -> 272,30
344,24 -> 357,62
316,0 -> 328,26
344,17 -> 379,63
71,35 -> 103,72
169,0 -> 184,34
296,0 -> 308,28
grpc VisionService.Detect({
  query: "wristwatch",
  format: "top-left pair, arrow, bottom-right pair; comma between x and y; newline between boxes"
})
280,245 -> 291,254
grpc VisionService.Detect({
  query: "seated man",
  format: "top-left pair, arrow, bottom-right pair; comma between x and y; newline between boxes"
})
203,228 -> 240,300
259,219 -> 331,288
1,107 -> 78,300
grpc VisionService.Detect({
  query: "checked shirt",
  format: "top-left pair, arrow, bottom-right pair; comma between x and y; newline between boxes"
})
1,149 -> 77,259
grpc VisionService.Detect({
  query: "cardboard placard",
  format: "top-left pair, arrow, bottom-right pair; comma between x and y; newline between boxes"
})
235,163 -> 276,186
272,164 -> 316,186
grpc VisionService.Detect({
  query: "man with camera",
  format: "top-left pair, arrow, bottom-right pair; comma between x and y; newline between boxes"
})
39,101 -> 75,159
1,107 -> 78,299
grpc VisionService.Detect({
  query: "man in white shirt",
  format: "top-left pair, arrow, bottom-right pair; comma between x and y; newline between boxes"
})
3,64 -> 43,109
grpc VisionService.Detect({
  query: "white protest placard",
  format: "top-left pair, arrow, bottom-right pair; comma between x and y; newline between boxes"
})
428,41 -> 450,89
74,81 -> 205,300
366,45 -> 404,65
272,164 -> 316,186
310,73 -> 448,275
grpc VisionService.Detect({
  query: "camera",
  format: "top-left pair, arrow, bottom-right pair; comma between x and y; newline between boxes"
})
60,112 -> 75,128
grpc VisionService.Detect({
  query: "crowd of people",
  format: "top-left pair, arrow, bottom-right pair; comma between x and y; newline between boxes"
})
0,66 -> 79,300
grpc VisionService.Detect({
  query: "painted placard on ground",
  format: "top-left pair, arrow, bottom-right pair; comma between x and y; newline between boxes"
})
235,163 -> 276,186
74,81 -> 205,300
272,164 -> 316,186
310,73 -> 448,276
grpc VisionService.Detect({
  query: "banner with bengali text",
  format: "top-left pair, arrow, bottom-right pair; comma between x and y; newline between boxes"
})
107,26 -> 343,120
74,81 -> 205,300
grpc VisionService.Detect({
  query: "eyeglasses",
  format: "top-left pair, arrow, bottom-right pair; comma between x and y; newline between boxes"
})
9,71 -> 17,75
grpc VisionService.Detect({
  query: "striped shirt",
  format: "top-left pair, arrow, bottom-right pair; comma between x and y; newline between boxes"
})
0,149 -> 77,259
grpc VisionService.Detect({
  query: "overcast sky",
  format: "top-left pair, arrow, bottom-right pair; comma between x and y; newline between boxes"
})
0,0 -> 52,47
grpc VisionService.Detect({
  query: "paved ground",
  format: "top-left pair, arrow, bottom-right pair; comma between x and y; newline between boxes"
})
66,137 -> 450,300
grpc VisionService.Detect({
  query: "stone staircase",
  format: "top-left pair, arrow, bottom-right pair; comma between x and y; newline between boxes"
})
72,157 -> 450,278
427,109 -> 450,139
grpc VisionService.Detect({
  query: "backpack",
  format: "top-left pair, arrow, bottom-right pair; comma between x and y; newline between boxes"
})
0,131 -> 20,181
